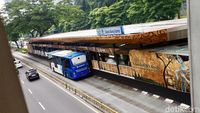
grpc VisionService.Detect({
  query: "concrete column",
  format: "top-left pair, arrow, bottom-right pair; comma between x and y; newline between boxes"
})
0,21 -> 28,113
188,0 -> 200,112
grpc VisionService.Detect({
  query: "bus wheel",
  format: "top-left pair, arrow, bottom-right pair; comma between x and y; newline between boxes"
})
64,72 -> 67,77
66,73 -> 69,78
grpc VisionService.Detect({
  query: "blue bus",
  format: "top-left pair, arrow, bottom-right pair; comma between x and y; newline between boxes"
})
49,50 -> 90,80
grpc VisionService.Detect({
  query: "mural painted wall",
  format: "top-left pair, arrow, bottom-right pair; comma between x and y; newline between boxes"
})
29,42 -> 190,93
129,50 -> 190,92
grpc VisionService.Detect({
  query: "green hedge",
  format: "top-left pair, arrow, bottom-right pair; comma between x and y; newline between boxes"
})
16,48 -> 28,54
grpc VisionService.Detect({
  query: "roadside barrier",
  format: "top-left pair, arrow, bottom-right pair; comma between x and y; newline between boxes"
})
20,58 -> 118,113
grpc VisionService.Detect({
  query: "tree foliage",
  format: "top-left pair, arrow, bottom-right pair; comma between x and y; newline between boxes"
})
87,0 -> 118,10
6,21 -> 21,48
104,1 -> 130,26
4,0 -> 57,37
74,0 -> 90,11
127,0 -> 183,23
0,0 -> 185,42
53,1 -> 88,32
89,0 -> 183,28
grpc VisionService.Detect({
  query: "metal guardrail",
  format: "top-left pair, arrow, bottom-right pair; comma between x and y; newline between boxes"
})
21,59 -> 118,113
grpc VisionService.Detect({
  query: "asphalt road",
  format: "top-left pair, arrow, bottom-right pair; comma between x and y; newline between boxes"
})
18,65 -> 98,113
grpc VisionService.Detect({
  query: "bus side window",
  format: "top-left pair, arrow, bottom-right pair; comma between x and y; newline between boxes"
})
64,59 -> 71,68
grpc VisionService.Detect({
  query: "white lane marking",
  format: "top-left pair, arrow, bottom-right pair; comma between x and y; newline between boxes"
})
164,98 -> 174,104
141,91 -> 148,95
28,89 -> 33,94
38,102 -> 45,110
133,88 -> 138,91
40,73 -> 100,113
20,79 -> 25,84
23,63 -> 99,113
179,103 -> 190,109
152,94 -> 160,99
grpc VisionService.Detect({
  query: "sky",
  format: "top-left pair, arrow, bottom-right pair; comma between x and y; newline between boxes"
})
0,0 -> 5,9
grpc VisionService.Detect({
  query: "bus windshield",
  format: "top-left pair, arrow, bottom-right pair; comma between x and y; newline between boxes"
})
71,55 -> 86,66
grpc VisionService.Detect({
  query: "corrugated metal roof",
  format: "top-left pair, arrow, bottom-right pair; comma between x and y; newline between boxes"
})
41,18 -> 186,39
30,18 -> 187,44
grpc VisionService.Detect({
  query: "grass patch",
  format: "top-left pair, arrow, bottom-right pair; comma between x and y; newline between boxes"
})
16,48 -> 28,54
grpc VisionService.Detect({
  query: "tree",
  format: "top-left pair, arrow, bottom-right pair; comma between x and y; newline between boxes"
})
2,0 -> 28,48
74,0 -> 118,11
89,7 -> 108,28
74,0 -> 90,11
104,1 -> 130,26
3,0 -> 29,34
89,1 -> 130,28
25,0 -> 56,37
88,0 -> 118,10
4,0 -> 57,37
127,0 -> 183,23
53,1 -> 89,32
5,21 -> 21,48
1,0 -> 185,38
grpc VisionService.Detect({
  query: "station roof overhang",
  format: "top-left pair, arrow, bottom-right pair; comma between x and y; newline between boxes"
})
29,19 -> 188,45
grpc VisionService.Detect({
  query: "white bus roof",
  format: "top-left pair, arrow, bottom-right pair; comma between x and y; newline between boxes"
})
47,50 -> 62,55
50,50 -> 73,58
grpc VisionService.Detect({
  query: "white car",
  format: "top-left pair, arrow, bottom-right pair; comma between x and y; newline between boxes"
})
14,59 -> 23,68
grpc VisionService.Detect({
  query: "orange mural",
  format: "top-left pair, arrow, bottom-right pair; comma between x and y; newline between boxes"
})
129,50 -> 190,92
30,29 -> 168,45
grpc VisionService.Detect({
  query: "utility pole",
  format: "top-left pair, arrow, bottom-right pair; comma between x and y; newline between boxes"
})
188,0 -> 200,112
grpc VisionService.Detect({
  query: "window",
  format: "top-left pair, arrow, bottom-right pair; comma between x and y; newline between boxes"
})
179,55 -> 189,61
89,52 -> 98,60
119,54 -> 130,66
106,55 -> 116,65
52,57 -> 58,68
64,59 -> 71,68
99,53 -> 107,62
71,55 -> 86,66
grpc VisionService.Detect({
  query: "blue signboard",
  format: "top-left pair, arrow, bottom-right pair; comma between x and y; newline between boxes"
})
96,26 -> 124,36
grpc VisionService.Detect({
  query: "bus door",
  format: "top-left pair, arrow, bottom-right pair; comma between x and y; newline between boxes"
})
51,57 -> 63,75
62,58 -> 73,78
